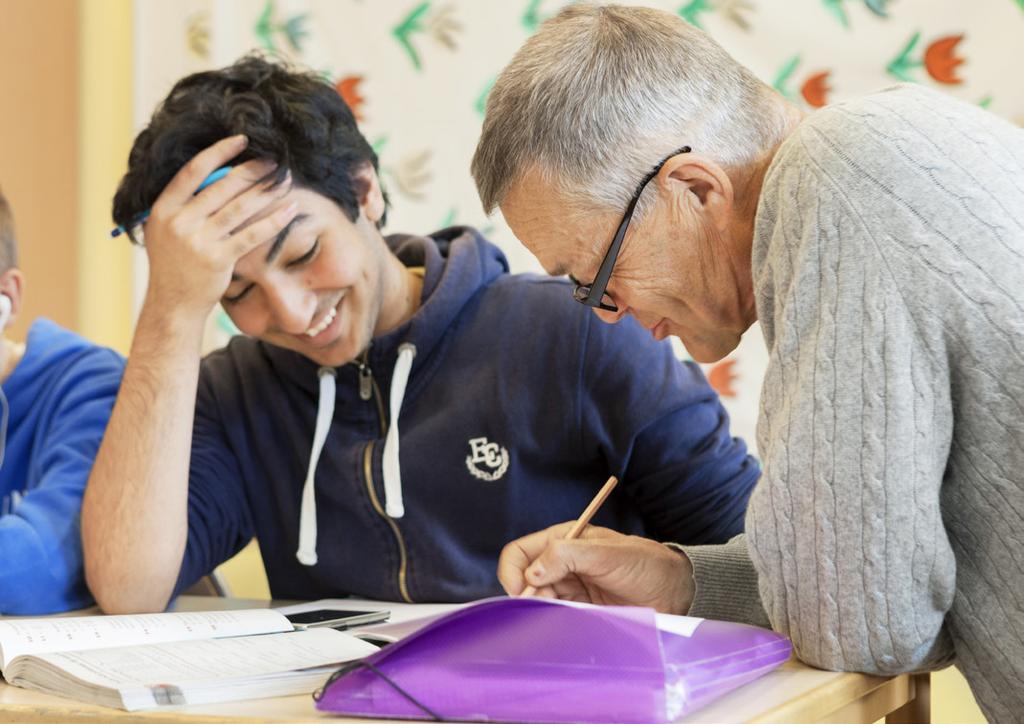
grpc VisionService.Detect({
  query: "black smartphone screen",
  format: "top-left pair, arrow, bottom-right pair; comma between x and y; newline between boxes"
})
284,609 -> 390,628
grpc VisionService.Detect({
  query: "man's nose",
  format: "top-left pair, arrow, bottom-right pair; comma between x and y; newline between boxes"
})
592,305 -> 628,324
267,285 -> 317,335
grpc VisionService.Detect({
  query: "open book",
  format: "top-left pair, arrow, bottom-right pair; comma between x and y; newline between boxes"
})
0,608 -> 377,711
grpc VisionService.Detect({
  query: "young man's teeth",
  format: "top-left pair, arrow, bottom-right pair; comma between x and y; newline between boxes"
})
305,306 -> 337,337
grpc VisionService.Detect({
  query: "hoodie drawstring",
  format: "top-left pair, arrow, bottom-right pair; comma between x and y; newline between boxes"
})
382,343 -> 416,518
296,367 -> 337,566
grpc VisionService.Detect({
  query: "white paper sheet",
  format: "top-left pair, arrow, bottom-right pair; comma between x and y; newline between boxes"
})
0,609 -> 291,670
20,629 -> 374,693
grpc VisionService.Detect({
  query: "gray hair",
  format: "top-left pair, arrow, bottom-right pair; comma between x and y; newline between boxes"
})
472,3 -> 786,216
0,187 -> 18,273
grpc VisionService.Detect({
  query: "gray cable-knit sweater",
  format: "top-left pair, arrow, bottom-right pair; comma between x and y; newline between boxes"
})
679,84 -> 1024,723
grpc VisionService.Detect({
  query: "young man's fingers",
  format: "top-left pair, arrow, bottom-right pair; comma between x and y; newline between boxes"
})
205,170 -> 292,241
222,201 -> 299,262
153,135 -> 249,213
188,159 -> 282,224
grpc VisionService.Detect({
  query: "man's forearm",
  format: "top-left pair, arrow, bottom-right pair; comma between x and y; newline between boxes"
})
82,302 -> 206,613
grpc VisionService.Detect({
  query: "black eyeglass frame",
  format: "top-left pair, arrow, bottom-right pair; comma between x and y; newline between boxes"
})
571,145 -> 692,312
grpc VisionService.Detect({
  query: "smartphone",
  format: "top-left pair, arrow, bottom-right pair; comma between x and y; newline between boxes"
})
284,608 -> 391,630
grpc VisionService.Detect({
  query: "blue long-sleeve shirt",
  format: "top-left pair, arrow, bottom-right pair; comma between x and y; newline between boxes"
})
0,319 -> 124,613
175,228 -> 759,603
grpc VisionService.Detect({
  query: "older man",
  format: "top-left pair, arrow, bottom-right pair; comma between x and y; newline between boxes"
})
472,4 -> 1023,721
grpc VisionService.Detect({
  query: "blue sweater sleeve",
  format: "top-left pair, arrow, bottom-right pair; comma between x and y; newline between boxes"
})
0,349 -> 123,614
578,313 -> 759,545
172,366 -> 254,599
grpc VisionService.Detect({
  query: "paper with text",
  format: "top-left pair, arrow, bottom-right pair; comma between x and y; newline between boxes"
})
26,629 -> 374,690
0,609 -> 291,670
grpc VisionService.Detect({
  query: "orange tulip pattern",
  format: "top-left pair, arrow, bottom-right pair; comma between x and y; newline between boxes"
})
773,55 -> 833,109
887,31 -> 968,86
924,35 -> 966,84
708,359 -> 739,399
335,76 -> 367,121
801,71 -> 832,108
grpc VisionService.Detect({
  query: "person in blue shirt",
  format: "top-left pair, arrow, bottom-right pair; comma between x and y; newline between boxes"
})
0,187 -> 124,614
83,56 -> 759,613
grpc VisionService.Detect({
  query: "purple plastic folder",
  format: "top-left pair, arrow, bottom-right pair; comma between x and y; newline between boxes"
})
315,597 -> 791,722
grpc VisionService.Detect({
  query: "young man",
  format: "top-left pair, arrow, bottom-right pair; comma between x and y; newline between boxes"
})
0,187 -> 124,614
83,56 -> 758,613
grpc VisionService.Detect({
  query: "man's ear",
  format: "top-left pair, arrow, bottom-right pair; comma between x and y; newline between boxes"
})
656,152 -> 734,232
354,165 -> 386,225
0,268 -> 25,329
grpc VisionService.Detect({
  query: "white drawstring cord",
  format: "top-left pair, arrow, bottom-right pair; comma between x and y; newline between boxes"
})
382,343 -> 416,518
296,366 -> 337,566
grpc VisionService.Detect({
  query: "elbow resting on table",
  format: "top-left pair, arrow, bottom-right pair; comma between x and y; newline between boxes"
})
783,608 -> 955,676
85,564 -> 174,615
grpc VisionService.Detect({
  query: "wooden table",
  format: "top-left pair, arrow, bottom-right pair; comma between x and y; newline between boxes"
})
0,597 -> 929,723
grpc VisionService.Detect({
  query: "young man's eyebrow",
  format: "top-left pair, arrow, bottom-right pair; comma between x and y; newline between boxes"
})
265,213 -> 310,264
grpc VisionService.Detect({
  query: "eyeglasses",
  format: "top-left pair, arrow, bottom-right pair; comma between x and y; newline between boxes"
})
571,145 -> 692,312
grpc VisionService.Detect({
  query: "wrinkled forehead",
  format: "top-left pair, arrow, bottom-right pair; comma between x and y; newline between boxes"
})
501,169 -> 611,275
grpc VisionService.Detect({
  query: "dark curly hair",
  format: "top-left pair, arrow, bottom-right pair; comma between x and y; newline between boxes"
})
113,54 -> 385,243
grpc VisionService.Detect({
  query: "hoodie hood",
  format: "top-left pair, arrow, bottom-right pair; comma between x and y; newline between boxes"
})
379,226 -> 510,370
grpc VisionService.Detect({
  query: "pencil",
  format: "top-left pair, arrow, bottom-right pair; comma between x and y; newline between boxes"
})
520,474 -> 619,597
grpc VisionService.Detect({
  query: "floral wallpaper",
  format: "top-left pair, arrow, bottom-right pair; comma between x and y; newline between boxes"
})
133,0 -> 1024,452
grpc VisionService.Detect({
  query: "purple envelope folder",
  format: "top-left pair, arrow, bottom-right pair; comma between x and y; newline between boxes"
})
315,597 -> 791,722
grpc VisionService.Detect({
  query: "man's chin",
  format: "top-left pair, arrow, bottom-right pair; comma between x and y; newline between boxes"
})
264,333 -> 360,368
304,341 -> 361,368
676,329 -> 740,364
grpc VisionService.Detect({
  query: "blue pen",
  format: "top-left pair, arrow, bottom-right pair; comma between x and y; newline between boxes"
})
110,166 -> 233,238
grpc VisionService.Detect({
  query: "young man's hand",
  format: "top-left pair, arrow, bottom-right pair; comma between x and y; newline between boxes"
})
497,522 -> 696,615
141,135 -> 296,319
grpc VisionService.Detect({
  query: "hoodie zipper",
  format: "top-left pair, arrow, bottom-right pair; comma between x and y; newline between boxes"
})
355,353 -> 413,603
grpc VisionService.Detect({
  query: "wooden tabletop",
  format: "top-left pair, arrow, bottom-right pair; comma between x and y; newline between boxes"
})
0,596 -> 929,723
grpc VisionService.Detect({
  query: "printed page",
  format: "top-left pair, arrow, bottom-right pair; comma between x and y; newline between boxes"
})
0,609 -> 291,670
14,629 -> 376,708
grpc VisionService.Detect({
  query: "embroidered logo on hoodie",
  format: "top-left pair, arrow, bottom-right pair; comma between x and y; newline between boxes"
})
465,437 -> 509,481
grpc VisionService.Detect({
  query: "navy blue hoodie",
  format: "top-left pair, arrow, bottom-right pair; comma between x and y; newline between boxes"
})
176,228 -> 758,602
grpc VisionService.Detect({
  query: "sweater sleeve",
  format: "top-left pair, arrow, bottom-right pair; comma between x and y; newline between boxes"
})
735,137 -> 957,674
670,535 -> 769,628
579,312 -> 760,545
172,366 -> 254,598
0,349 -> 123,614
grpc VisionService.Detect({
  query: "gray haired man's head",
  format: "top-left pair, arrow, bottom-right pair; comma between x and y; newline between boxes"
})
472,2 -> 785,217
473,3 -> 796,364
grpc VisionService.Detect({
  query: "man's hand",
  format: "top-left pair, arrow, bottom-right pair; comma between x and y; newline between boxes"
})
497,522 -> 696,615
141,135 -> 296,318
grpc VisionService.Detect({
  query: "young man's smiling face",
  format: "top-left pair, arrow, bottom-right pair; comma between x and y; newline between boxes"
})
222,183 -> 391,368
